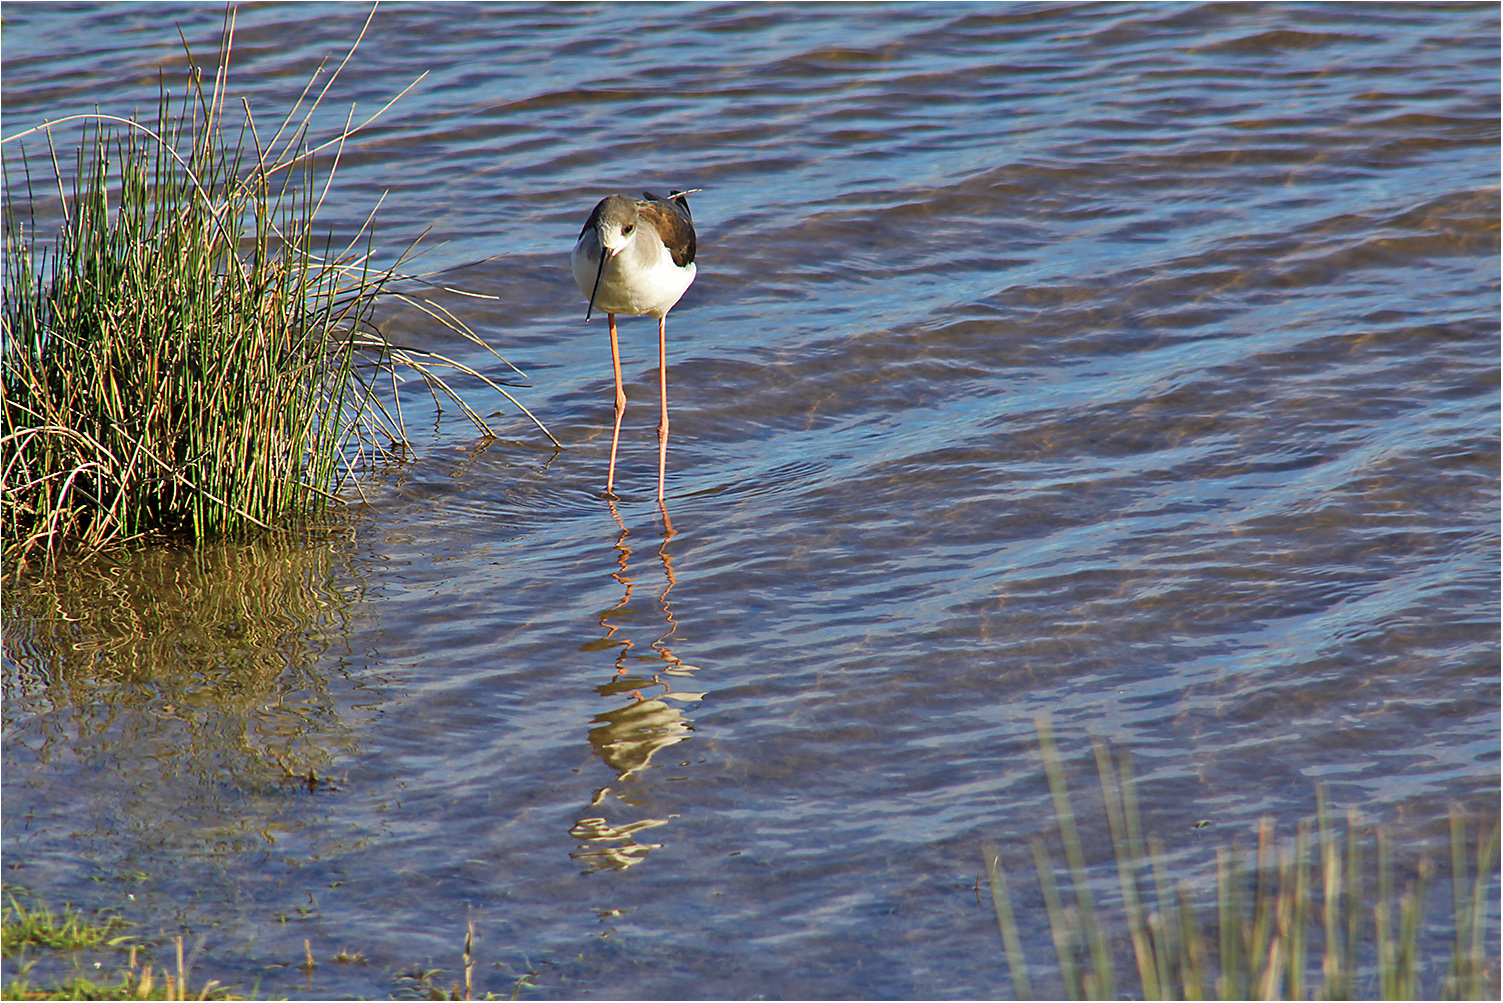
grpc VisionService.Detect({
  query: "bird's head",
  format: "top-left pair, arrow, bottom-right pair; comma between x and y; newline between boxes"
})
594,195 -> 641,257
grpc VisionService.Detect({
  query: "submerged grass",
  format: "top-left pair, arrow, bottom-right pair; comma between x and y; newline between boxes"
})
0,897 -> 132,957
0,895 -> 239,1001
984,718 -> 1500,1000
1,8 -> 555,577
0,892 -> 536,1001
2,942 -> 243,1002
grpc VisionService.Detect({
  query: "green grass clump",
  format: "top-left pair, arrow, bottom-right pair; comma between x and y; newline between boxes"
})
984,718 -> 1499,1001
2,950 -> 242,1002
1,10 -> 553,576
1,897 -> 132,956
1,897 -> 536,1001
1,896 -> 241,1001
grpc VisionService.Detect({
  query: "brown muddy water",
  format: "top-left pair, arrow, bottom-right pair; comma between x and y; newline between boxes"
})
2,3 -> 1498,999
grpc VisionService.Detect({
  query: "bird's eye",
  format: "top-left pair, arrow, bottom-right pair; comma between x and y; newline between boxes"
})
622,224 -> 634,235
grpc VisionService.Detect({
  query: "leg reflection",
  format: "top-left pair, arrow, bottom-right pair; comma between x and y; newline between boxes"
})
570,498 -> 704,873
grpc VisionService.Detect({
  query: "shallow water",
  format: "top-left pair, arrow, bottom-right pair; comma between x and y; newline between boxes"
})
3,2 -> 1498,999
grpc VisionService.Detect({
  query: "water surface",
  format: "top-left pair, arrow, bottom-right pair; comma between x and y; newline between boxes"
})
3,3 -> 1498,999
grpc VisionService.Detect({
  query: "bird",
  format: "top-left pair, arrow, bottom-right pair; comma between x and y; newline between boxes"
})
571,189 -> 698,502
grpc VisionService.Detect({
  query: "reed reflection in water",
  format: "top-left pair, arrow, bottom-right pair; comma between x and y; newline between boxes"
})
2,533 -> 376,893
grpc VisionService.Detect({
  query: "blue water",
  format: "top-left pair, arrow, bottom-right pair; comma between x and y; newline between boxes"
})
3,3 -> 1497,998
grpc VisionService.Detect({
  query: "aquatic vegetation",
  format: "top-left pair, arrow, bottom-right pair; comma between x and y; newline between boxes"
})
0,9 -> 555,577
1,896 -> 240,1001
984,719 -> 1500,1000
0,893 -> 534,1001
1,896 -> 132,956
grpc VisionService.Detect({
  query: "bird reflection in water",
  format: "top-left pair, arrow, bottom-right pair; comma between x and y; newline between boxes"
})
570,500 -> 703,873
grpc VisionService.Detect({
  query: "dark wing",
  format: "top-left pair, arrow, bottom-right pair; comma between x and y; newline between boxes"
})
639,191 -> 696,267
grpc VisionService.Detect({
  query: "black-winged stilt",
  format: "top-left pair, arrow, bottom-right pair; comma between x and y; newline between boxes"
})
571,190 -> 698,501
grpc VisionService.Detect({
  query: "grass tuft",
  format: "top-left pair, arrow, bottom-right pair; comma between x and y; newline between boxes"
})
1,8 -> 555,577
983,717 -> 1499,1001
1,895 -> 240,1001
1,897 -> 132,956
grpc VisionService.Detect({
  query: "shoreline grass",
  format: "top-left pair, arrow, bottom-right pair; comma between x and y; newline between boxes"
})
0,895 -> 237,1001
984,717 -> 1500,1001
0,892 -> 535,1001
1,9 -> 555,578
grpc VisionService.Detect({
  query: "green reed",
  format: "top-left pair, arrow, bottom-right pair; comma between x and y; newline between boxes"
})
1,10 -> 554,575
983,718 -> 1499,1001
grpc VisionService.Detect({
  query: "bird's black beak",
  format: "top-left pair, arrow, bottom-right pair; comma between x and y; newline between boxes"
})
586,234 -> 607,322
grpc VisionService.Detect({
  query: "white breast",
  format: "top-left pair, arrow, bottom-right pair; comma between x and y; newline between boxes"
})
572,228 -> 696,320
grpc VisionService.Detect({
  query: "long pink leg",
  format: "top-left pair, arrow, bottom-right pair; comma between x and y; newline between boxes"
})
657,315 -> 669,502
607,313 -> 625,497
